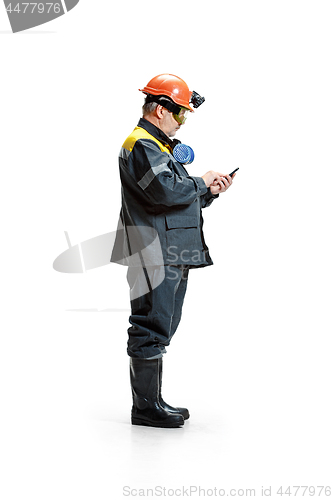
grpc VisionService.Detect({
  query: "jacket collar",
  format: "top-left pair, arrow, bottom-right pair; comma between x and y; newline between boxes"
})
137,117 -> 177,150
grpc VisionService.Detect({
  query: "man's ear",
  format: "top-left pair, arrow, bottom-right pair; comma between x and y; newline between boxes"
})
155,105 -> 165,119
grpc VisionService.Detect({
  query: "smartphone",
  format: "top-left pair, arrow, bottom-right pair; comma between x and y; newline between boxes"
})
229,168 -> 239,177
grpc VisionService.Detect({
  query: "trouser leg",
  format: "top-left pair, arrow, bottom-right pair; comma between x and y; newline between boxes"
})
126,265 -> 189,359
169,265 -> 189,340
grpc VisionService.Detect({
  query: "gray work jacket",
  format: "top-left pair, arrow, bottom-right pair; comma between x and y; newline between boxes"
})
111,118 -> 219,268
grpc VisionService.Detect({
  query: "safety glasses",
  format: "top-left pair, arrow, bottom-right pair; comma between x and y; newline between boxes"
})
172,107 -> 189,125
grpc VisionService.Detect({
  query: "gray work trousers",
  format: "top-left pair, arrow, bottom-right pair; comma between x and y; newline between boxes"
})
126,265 -> 189,359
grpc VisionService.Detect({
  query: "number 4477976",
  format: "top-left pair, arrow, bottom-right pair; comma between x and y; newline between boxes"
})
6,3 -> 61,14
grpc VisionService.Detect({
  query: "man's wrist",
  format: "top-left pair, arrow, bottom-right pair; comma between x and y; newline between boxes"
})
208,188 -> 219,198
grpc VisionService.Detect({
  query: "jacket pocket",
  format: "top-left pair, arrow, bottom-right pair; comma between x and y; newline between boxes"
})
165,214 -> 198,229
164,214 -> 199,264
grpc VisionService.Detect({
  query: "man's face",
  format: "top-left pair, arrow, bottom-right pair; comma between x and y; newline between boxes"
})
159,109 -> 182,138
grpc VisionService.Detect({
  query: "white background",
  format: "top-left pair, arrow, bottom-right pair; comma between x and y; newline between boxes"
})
1,1 -> 333,498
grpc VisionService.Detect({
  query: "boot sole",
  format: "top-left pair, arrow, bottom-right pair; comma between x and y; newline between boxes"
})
131,417 -> 184,428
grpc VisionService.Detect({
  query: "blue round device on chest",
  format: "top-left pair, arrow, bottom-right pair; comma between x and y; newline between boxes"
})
172,143 -> 195,165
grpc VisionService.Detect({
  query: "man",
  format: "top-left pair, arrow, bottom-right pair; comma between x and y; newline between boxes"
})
111,74 -> 235,428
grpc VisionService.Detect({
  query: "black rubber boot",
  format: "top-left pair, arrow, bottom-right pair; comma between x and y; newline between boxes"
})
158,357 -> 190,420
130,358 -> 184,428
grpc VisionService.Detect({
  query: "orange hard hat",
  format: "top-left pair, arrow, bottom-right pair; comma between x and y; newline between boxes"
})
139,73 -> 194,112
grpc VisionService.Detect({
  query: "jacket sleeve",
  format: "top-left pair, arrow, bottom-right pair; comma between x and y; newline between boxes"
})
200,190 -> 219,208
128,139 -> 208,206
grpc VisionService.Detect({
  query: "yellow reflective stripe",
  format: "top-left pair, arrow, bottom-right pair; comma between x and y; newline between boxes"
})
122,127 -> 170,154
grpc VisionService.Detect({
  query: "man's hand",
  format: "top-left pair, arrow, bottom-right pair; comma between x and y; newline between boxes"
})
210,173 -> 236,195
201,170 -> 224,188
